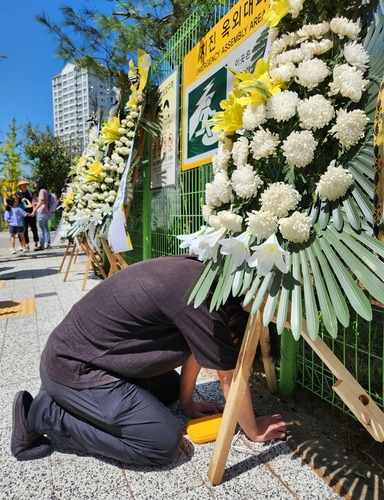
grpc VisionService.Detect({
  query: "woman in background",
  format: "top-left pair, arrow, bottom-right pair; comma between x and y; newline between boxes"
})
32,178 -> 50,250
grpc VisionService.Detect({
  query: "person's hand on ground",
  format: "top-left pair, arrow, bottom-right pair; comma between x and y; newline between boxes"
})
249,414 -> 287,442
182,399 -> 223,418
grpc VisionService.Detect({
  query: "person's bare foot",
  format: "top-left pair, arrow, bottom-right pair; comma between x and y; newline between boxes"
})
252,414 -> 287,442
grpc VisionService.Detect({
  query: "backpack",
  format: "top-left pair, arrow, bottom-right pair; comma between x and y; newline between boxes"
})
47,192 -> 57,219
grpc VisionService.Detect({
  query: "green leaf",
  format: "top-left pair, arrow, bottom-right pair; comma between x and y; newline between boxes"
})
318,235 -> 372,321
305,244 -> 338,337
350,185 -> 373,223
342,197 -> 361,231
209,255 -> 234,311
251,272 -> 274,315
327,227 -> 384,304
331,203 -> 343,232
276,260 -> 292,335
232,268 -> 244,297
348,163 -> 374,197
187,259 -> 214,305
290,252 -> 303,340
312,237 -> 349,328
299,249 -> 319,340
263,270 -> 282,326
221,257 -> 237,306
351,227 -> 384,258
319,199 -> 330,229
240,267 -> 255,295
243,273 -> 262,307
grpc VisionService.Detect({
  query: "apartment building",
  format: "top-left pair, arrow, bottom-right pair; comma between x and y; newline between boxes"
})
52,63 -> 115,157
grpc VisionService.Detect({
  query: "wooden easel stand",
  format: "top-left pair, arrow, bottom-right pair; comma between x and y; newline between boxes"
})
207,300 -> 384,486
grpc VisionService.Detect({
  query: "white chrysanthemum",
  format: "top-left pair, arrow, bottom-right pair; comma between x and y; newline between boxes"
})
328,64 -> 369,102
272,47 -> 307,67
202,205 -> 213,223
268,27 -> 279,43
269,32 -> 300,57
297,95 -> 335,131
213,171 -> 233,204
330,17 -> 361,39
212,143 -> 231,173
207,171 -> 233,206
266,90 -> 299,122
281,130 -> 318,168
296,21 -> 330,41
250,128 -> 280,159
269,62 -> 296,82
310,39 -> 333,55
343,41 -> 370,72
295,59 -> 329,90
288,0 -> 305,18
208,215 -> 223,230
279,211 -> 312,243
205,183 -> 220,207
246,210 -> 278,241
328,108 -> 369,149
231,136 -> 249,167
260,182 -> 301,218
315,160 -> 354,201
300,39 -> 333,59
231,164 -> 263,198
218,210 -> 243,233
242,103 -> 267,130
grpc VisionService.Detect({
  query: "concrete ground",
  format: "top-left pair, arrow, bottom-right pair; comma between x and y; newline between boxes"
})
0,227 -> 371,500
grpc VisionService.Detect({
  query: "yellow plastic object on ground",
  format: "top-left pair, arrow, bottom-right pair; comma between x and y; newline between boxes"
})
186,414 -> 223,444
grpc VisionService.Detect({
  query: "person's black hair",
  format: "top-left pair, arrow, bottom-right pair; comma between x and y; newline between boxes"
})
5,196 -> 15,212
225,294 -> 279,359
34,178 -> 47,192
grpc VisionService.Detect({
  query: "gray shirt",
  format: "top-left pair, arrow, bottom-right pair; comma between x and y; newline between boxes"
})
41,255 -> 238,389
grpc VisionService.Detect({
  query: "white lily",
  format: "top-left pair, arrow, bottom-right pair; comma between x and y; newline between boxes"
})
219,231 -> 254,267
248,234 -> 290,276
196,227 -> 227,262
177,226 -> 214,256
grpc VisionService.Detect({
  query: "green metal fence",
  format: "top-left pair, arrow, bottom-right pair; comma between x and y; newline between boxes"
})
125,1 -> 384,418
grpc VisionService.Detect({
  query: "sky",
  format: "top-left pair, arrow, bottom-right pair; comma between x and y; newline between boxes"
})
0,0 -> 113,143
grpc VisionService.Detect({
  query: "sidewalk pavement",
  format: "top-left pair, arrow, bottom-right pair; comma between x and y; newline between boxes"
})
0,229 -> 346,500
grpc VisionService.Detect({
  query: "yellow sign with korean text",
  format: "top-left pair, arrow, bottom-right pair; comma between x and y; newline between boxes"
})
182,0 -> 270,170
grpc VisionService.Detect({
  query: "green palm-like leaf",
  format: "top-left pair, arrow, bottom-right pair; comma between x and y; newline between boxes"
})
331,203 -> 344,231
188,258 -> 219,307
318,235 -> 372,321
319,200 -> 330,229
232,267 -> 244,297
276,256 -> 292,334
243,273 -> 262,307
327,225 -> 384,303
305,244 -> 338,337
290,252 -> 303,340
342,197 -> 361,231
209,255 -> 234,311
263,270 -> 283,326
350,185 -> 373,223
240,267 -> 255,296
300,249 -> 319,340
251,272 -> 274,315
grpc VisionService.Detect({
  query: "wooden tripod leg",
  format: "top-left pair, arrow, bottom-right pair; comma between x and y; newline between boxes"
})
58,239 -> 72,273
63,241 -> 77,282
207,308 -> 263,486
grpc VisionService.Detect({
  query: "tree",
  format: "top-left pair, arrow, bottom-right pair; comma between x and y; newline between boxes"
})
0,117 -> 25,196
23,124 -> 71,196
36,0 -> 219,113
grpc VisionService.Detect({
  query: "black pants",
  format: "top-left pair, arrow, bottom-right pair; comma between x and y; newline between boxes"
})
24,215 -> 39,245
29,367 -> 183,465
